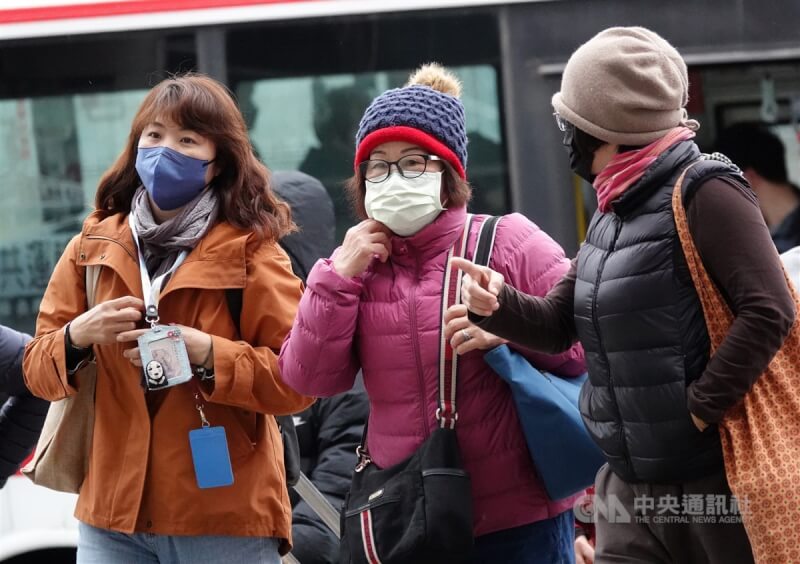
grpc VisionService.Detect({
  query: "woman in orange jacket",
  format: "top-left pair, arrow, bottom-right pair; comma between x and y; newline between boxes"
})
23,74 -> 313,564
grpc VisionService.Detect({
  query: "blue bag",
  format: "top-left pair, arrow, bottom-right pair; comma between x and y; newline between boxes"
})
483,345 -> 605,500
473,216 -> 604,500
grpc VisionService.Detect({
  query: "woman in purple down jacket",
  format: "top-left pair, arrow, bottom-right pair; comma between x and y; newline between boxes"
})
278,64 -> 586,564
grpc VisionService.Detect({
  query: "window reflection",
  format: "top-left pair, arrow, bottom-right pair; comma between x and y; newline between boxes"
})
0,91 -> 146,333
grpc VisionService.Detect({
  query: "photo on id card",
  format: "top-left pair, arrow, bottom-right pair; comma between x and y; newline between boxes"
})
138,326 -> 193,390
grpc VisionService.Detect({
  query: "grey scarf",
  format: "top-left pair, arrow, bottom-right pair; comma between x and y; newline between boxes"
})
131,186 -> 220,279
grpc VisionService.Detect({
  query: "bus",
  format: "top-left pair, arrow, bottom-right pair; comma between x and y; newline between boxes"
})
0,0 -> 798,561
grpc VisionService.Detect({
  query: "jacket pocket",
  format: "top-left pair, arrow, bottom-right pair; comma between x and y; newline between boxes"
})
420,468 -> 473,557
213,406 -> 256,462
684,389 -> 713,435
233,408 -> 258,443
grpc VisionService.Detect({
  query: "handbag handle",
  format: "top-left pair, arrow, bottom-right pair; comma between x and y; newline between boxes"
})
474,216 -> 500,268
355,214 -> 474,471
671,159 -> 764,351
436,214 -> 500,427
436,214 -> 473,429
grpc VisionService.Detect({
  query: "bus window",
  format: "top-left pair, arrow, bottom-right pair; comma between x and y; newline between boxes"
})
236,65 -> 508,245
0,89 -> 146,334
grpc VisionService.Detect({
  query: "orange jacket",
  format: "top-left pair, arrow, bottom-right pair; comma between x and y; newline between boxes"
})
23,211 -> 313,549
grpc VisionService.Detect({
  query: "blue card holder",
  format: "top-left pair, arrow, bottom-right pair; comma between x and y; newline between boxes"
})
188,426 -> 234,489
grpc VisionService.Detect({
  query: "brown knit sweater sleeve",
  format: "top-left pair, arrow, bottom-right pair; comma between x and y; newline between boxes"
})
685,176 -> 795,423
471,259 -> 578,354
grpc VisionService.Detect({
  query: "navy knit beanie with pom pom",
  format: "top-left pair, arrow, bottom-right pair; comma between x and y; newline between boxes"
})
355,63 -> 468,179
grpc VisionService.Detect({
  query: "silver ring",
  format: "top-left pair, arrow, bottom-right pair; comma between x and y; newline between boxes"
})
461,329 -> 472,342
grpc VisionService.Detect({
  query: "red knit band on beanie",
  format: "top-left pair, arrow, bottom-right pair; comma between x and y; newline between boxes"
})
354,126 -> 466,180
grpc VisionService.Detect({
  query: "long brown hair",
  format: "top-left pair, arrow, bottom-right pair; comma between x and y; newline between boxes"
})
95,73 -> 293,240
345,160 -> 472,220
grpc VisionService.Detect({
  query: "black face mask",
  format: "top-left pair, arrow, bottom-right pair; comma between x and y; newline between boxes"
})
560,123 -> 603,183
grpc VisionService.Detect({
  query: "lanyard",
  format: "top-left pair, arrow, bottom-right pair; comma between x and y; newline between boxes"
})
128,214 -> 188,326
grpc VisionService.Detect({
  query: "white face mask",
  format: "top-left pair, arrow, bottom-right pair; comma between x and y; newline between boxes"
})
364,171 -> 446,237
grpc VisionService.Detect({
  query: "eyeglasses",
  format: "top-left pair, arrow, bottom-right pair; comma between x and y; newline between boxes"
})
554,112 -> 572,133
359,154 -> 443,184
554,113 -> 575,146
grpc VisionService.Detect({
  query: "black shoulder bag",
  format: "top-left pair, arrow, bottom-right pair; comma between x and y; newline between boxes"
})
338,215 -> 488,564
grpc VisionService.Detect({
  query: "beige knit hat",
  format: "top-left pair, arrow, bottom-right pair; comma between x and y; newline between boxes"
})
552,26 -> 699,146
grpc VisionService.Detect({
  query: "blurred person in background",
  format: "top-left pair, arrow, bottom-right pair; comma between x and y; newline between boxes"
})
715,121 -> 800,252
299,84 -> 373,244
0,324 -> 47,489
272,170 -> 370,564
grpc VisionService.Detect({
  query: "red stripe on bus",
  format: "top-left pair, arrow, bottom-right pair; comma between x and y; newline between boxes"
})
0,0 -> 315,24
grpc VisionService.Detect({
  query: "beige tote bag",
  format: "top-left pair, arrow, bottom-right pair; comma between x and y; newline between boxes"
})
22,265 -> 101,493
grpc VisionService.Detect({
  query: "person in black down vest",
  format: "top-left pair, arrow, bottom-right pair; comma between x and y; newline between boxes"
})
452,27 -> 795,564
272,171 -> 369,564
0,324 -> 48,488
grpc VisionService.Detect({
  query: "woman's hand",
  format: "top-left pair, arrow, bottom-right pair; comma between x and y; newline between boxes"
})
444,304 -> 508,354
575,535 -> 595,564
690,412 -> 709,432
450,257 -> 505,317
68,296 -> 145,348
117,325 -> 213,368
333,220 -> 392,278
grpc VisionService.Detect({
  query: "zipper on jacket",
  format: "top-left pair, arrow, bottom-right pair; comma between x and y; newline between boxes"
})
409,259 -> 430,439
590,218 -> 633,469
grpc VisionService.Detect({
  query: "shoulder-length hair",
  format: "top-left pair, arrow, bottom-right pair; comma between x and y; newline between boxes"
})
344,160 -> 471,221
95,73 -> 293,240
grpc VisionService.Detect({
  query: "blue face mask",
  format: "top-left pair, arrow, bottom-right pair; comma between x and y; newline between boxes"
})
135,146 -> 213,211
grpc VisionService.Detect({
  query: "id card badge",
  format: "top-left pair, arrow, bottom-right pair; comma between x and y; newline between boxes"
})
189,426 -> 234,489
138,325 -> 193,391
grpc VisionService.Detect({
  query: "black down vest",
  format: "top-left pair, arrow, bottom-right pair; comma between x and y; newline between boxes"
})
575,141 -> 743,483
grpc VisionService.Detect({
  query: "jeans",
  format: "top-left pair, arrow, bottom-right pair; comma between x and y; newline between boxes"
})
77,522 -> 282,564
470,511 -> 575,564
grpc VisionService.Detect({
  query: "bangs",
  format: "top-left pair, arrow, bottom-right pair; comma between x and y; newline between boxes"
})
132,77 -> 228,136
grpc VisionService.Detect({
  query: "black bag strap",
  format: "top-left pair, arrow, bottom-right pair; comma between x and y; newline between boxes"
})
225,288 -> 243,337
473,216 -> 500,268
223,273 -> 338,530
223,287 -> 302,486
224,235 -> 306,330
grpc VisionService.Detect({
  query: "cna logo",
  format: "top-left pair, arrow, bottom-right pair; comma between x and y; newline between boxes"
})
574,491 -> 747,526
573,491 -> 632,524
